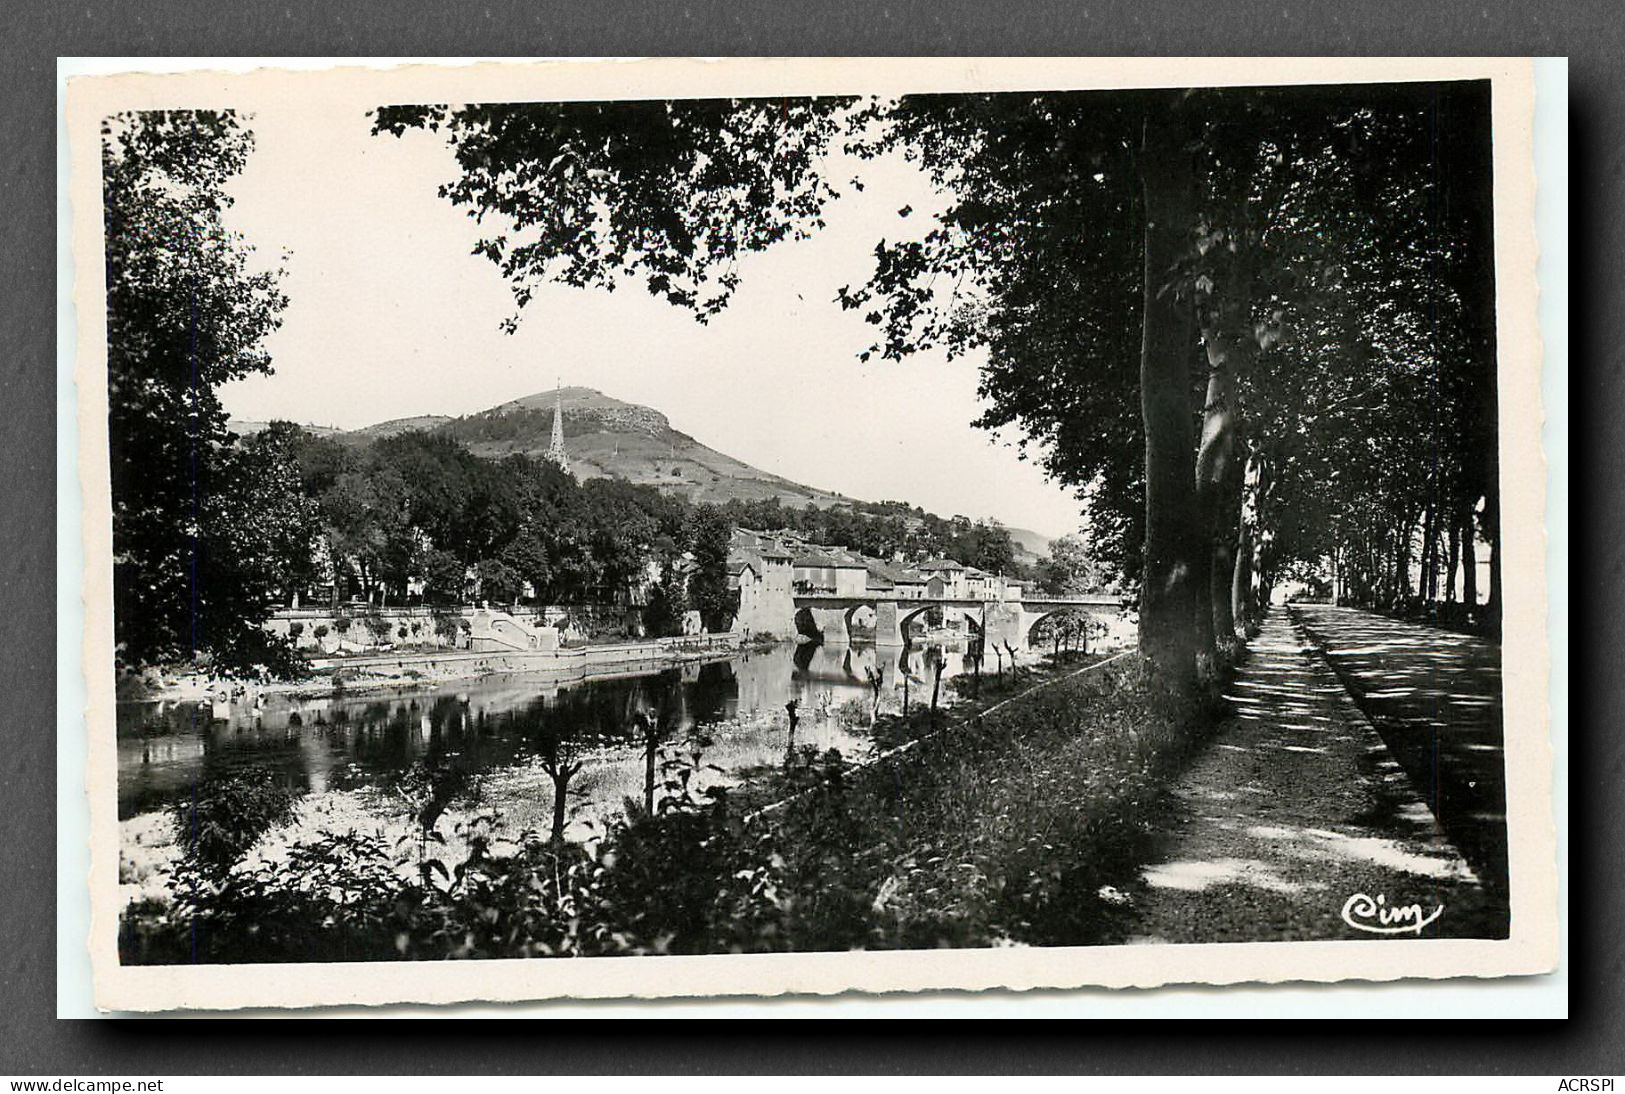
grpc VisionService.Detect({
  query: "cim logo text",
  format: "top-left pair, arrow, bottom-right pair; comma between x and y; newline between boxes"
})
1339,892 -> 1444,935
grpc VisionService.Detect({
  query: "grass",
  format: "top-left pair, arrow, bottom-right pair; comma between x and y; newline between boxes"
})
752,652 -> 1203,947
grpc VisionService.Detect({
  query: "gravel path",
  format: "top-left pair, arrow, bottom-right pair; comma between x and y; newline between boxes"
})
1119,610 -> 1507,944
1288,602 -> 1507,895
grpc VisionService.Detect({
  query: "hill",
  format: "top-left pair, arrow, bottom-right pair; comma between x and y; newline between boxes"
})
441,387 -> 851,507
272,387 -> 852,510
231,389 -> 1065,547
344,414 -> 454,441
227,420 -> 345,439
1005,527 -> 1055,565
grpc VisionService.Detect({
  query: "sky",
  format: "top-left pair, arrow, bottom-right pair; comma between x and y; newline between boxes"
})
217,102 -> 1087,541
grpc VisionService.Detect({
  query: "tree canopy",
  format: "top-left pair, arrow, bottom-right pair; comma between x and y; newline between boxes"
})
367,84 -> 1502,690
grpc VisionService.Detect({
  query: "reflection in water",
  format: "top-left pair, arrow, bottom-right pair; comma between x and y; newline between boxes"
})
116,641 -> 970,823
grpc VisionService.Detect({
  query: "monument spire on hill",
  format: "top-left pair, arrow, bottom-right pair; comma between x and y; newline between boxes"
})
545,380 -> 570,474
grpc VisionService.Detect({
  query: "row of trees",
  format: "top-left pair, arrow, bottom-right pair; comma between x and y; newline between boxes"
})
837,84 -> 1500,688
251,425 -> 745,636
374,81 -> 1501,702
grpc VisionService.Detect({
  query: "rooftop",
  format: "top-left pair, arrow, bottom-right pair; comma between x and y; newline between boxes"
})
792,551 -> 866,569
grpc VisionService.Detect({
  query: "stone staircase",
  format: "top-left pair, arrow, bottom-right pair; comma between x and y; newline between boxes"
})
466,608 -> 559,652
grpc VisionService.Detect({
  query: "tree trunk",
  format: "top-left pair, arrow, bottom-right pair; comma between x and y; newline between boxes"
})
550,771 -> 572,844
1136,99 -> 1202,699
1485,487 -> 1502,635
1197,225 -> 1255,651
1394,519 -> 1414,608
1463,505 -> 1479,611
1197,345 -> 1246,647
643,731 -> 657,815
1483,413 -> 1501,634
1445,514 -> 1461,605
1420,500 -> 1438,603
1232,522 -> 1252,631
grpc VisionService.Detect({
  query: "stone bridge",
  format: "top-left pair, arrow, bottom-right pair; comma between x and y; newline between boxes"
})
792,593 -> 1123,651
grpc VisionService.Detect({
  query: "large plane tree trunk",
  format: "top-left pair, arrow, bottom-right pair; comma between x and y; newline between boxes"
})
1211,431 -> 1245,641
1196,275 -> 1252,655
1463,503 -> 1479,613
1231,520 -> 1252,631
1136,99 -> 1202,701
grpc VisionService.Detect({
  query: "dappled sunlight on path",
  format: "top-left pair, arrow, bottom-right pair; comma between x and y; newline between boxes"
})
1119,611 -> 1507,944
1289,603 -> 1507,895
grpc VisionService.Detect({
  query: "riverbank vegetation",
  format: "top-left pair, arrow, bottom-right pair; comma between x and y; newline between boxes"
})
119,649 -> 1217,963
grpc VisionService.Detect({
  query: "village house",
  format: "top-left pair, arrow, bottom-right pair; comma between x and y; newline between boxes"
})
865,560 -> 927,599
726,528 -> 799,636
864,563 -> 896,595
918,558 -> 968,599
964,566 -> 998,601
792,551 -> 869,597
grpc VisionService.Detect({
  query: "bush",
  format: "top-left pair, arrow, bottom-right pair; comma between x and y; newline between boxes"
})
364,612 -> 392,644
169,766 -> 302,882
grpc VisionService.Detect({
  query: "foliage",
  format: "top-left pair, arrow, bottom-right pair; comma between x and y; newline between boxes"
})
642,563 -> 690,638
1037,533 -> 1111,595
168,766 -> 302,881
685,504 -> 735,631
284,428 -> 696,611
420,548 -> 466,605
372,97 -> 855,324
715,496 -> 1026,577
103,110 -> 302,675
432,610 -> 460,646
363,611 -> 392,644
474,558 -> 523,604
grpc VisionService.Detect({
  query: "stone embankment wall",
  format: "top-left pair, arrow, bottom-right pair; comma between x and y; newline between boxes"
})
267,604 -> 647,653
305,632 -> 742,675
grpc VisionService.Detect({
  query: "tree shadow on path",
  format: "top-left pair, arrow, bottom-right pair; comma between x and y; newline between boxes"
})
1290,603 -> 1507,899
1116,610 -> 1507,945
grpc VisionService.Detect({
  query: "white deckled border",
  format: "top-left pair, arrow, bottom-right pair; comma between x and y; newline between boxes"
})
65,56 -> 1555,1012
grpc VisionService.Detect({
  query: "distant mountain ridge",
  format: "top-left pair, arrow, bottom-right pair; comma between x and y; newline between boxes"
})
1005,527 -> 1054,563
230,388 -> 1066,544
235,387 -> 851,510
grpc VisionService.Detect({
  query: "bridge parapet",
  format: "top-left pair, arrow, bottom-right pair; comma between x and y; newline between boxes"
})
788,592 -> 1127,649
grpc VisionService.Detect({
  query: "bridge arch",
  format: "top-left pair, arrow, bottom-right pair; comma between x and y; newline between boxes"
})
897,602 -> 982,640
793,606 -> 822,642
794,602 -> 865,645
1022,606 -> 1100,651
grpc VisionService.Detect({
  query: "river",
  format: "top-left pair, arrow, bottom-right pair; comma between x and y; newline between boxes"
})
116,640 -> 974,828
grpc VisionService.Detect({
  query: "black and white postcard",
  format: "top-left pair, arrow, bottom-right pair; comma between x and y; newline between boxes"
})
67,58 -> 1556,1011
